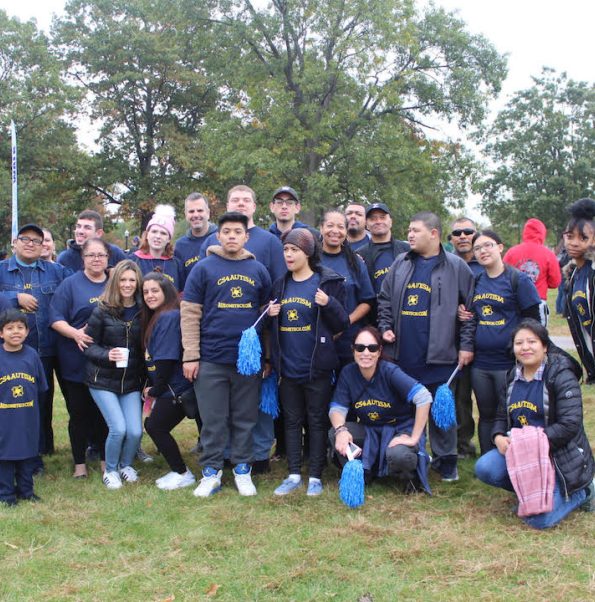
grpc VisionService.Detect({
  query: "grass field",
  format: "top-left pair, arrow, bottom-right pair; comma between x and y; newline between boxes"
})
1,299 -> 593,601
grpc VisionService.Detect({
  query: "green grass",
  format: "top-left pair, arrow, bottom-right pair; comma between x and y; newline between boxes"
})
1,370 -> 594,601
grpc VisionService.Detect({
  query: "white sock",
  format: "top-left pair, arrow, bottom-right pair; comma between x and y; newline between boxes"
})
288,474 -> 301,483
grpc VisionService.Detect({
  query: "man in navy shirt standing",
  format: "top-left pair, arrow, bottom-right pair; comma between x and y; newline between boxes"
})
268,186 -> 319,239
182,212 -> 272,497
58,209 -> 127,272
174,192 -> 217,280
378,212 -> 475,482
345,202 -> 370,251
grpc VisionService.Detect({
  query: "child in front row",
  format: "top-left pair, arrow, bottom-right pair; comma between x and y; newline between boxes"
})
0,309 -> 48,506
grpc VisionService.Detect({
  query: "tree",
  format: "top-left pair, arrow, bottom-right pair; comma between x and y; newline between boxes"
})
0,10 -> 88,247
198,0 -> 506,230
479,69 -> 595,243
55,0 -> 222,227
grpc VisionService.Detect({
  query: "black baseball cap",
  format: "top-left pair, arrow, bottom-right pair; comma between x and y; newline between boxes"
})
365,203 -> 391,217
17,224 -> 44,239
272,186 -> 299,203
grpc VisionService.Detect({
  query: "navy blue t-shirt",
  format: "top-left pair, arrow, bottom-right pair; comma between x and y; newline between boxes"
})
58,242 -> 126,272
472,269 -> 541,369
331,360 -> 421,429
184,254 -> 272,365
570,264 -> 592,329
174,227 -> 216,279
508,378 -> 545,428
397,255 -> 452,384
145,310 -> 189,396
200,226 -> 285,283
0,345 -> 48,460
320,251 -> 375,360
131,253 -> 186,292
50,271 -> 108,382
279,273 -> 321,380
122,304 -> 139,323
347,236 -> 370,252
371,247 -> 396,295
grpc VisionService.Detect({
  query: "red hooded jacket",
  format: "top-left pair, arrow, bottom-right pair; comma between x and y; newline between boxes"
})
503,218 -> 561,299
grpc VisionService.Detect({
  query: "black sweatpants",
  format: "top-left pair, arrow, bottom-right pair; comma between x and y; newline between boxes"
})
145,396 -> 187,474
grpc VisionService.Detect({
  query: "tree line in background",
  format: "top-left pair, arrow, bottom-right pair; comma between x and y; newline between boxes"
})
0,0 -> 592,250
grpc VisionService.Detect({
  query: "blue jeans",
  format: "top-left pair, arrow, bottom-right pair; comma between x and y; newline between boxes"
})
475,448 -> 587,529
90,388 -> 142,473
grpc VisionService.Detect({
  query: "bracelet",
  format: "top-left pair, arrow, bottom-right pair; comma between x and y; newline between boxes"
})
334,425 -> 349,435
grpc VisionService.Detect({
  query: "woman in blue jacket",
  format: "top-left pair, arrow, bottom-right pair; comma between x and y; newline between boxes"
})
268,228 -> 349,497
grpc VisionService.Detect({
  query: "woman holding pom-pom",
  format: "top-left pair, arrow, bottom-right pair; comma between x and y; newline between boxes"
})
329,326 -> 433,494
268,228 -> 349,497
563,198 -> 595,382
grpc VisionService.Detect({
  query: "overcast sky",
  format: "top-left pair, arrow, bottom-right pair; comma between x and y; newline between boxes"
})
2,0 -> 593,215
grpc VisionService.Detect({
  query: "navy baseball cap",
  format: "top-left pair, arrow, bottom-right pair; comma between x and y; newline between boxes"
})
17,224 -> 44,239
272,186 -> 299,203
365,203 -> 391,217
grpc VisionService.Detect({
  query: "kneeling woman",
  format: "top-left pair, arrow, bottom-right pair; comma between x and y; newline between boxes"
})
142,272 -> 196,490
329,326 -> 433,492
269,228 -> 349,496
475,319 -> 594,529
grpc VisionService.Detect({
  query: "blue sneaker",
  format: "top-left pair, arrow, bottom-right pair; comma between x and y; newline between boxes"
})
274,476 -> 302,496
233,464 -> 257,496
193,467 -> 222,498
306,479 -> 323,496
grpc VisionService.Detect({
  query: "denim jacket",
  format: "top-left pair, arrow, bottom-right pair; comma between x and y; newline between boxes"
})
0,257 -> 67,356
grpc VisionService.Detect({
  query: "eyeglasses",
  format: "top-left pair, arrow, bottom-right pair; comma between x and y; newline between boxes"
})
17,236 -> 43,246
83,253 -> 109,259
353,343 -> 381,353
272,198 -> 297,206
451,228 -> 475,237
472,241 -> 497,253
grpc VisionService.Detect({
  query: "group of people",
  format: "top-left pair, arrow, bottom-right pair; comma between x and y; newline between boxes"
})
0,186 -> 593,530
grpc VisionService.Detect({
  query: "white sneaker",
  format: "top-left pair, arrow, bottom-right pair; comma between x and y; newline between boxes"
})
157,470 -> 196,490
193,467 -> 222,498
156,471 -> 178,487
119,465 -> 139,483
103,471 -> 122,490
136,448 -> 154,463
233,463 -> 257,496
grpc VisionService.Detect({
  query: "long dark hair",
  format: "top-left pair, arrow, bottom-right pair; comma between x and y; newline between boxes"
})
321,209 -> 360,275
141,272 -> 180,350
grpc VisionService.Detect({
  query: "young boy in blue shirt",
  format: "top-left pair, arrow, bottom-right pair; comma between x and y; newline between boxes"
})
0,309 -> 48,505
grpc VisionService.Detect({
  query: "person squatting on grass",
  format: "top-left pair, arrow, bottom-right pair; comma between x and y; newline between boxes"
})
267,228 -> 349,497
84,260 -> 145,490
141,272 -> 196,491
329,326 -> 433,494
562,198 -> 595,383
50,237 -> 111,479
181,212 -> 272,498
475,319 -> 595,528
0,309 -> 48,506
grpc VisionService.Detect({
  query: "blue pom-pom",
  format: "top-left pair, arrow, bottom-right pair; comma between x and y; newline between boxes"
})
237,327 -> 262,375
260,372 -> 279,418
339,459 -> 365,508
432,383 -> 457,430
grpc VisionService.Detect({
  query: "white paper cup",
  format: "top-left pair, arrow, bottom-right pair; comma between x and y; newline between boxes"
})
115,347 -> 130,368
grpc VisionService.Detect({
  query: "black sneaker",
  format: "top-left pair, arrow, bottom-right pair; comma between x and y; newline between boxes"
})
252,459 -> 271,475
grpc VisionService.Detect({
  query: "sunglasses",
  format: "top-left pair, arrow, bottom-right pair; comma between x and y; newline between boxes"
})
451,228 -> 475,237
353,343 -> 381,353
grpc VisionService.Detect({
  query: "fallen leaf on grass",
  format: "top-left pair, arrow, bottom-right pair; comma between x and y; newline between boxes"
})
205,583 -> 220,597
160,596 -> 175,602
4,542 -> 18,549
147,500 -> 153,508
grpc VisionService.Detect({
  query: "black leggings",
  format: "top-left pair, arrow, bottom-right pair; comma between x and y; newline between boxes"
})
471,367 -> 508,456
145,397 -> 187,474
62,379 -> 108,465
279,374 -> 332,479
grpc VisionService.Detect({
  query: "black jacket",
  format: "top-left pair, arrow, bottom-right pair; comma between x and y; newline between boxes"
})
270,266 -> 350,380
84,304 -> 144,394
493,347 -> 594,497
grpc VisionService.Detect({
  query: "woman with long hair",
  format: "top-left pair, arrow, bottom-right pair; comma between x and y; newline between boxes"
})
141,272 -> 196,490
131,205 -> 185,291
470,229 -> 540,456
475,319 -> 594,528
562,198 -> 595,382
329,326 -> 433,493
319,210 -> 375,367
268,228 -> 349,496
84,259 -> 144,489
50,238 -> 110,478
